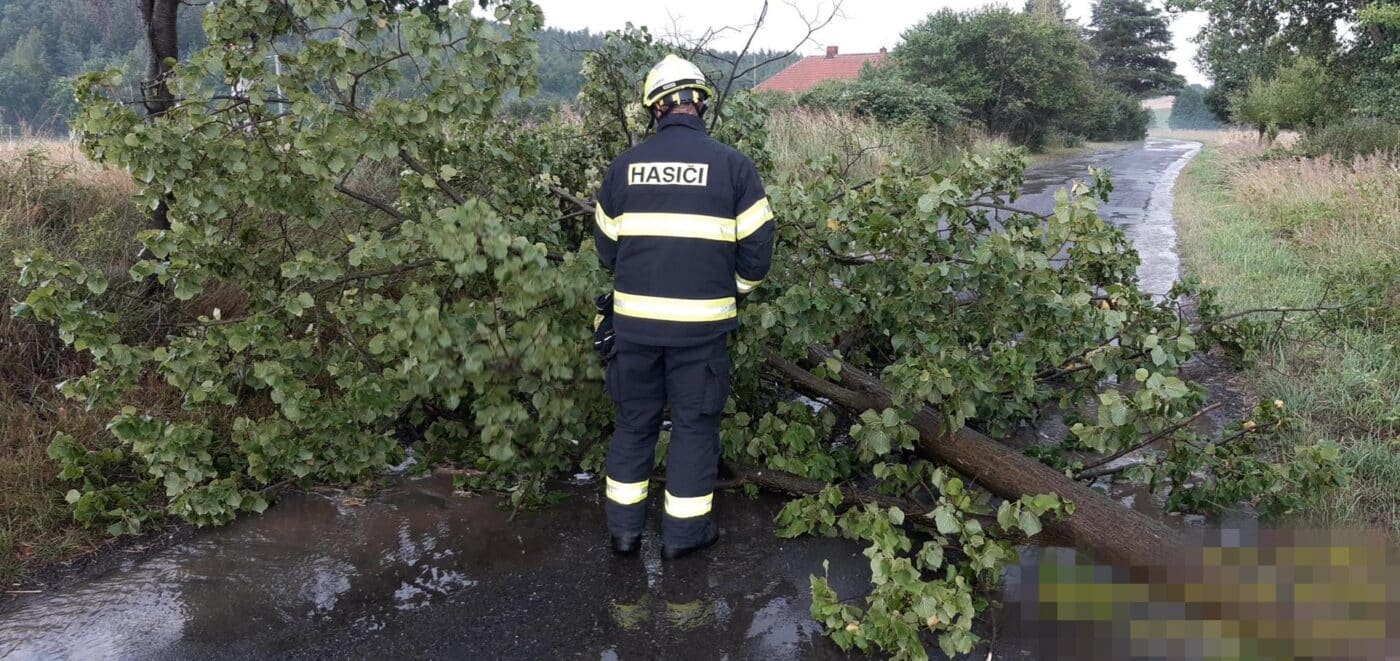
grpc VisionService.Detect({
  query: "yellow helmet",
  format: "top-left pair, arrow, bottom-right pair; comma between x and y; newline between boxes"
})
642,54 -> 716,108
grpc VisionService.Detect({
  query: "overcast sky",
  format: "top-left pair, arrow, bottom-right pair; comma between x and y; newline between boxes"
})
531,1 -> 1209,85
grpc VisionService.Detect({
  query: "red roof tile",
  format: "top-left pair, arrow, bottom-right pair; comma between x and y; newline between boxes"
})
754,51 -> 890,94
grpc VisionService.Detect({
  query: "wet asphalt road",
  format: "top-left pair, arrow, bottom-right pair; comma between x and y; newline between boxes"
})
1013,138 -> 1202,296
1,476 -> 873,660
0,139 -> 1204,661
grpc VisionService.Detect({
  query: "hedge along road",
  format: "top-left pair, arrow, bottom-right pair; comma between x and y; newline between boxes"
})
0,138 -> 1205,660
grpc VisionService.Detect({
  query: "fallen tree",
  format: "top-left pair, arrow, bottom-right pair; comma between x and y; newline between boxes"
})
767,348 -> 1184,568
13,1 -> 1341,658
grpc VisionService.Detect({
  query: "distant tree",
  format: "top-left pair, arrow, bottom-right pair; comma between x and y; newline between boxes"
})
0,28 -> 52,128
896,7 -> 1095,147
1024,0 -> 1069,22
1346,1 -> 1400,121
1167,0 -> 1358,119
1232,58 -> 1341,141
1168,84 -> 1223,129
0,0 -> 206,133
1089,0 -> 1184,98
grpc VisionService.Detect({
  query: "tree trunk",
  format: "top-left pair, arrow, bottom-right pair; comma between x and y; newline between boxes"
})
766,348 -> 1188,568
139,0 -> 181,233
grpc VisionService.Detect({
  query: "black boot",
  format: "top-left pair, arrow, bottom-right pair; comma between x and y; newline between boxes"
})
610,532 -> 642,556
661,527 -> 719,560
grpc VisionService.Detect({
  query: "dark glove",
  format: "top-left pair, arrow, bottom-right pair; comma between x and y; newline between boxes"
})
593,292 -> 616,360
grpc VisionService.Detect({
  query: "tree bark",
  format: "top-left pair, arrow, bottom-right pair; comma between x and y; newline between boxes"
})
765,348 -> 1188,568
139,0 -> 181,233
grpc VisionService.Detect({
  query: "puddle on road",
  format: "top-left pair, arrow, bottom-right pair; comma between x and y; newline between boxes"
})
0,477 -> 1227,661
0,475 -> 872,660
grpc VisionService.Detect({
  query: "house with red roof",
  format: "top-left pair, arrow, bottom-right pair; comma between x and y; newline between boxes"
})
754,46 -> 889,94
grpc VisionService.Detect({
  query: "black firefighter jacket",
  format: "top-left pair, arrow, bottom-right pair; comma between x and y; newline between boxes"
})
594,113 -> 775,347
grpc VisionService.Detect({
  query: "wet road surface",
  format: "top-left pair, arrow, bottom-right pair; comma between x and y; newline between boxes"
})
0,139 -> 1205,660
0,476 -> 874,660
1014,138 -> 1201,296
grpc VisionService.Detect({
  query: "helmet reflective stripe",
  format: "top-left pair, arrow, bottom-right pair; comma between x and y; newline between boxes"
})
643,54 -> 717,107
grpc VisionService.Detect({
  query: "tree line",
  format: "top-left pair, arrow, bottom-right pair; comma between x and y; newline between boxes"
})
792,0 -> 1184,149
1169,0 -> 1400,137
0,0 -> 796,134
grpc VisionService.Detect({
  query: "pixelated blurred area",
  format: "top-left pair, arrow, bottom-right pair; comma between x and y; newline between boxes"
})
997,529 -> 1398,660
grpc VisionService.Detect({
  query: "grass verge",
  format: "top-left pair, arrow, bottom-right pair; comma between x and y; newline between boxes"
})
1173,142 -> 1399,536
0,143 -> 148,584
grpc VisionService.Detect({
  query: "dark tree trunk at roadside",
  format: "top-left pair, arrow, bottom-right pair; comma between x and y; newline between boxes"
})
767,348 -> 1188,569
138,0 -> 181,232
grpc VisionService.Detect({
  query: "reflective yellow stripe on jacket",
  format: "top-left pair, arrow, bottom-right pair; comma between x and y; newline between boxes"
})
614,291 -> 737,323
665,491 -> 713,518
606,477 -> 648,505
595,204 -> 619,240
617,212 -> 736,242
736,197 -> 773,240
736,275 -> 762,294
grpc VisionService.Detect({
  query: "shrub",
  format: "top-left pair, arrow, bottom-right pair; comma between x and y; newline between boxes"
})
1055,83 -> 1149,142
797,74 -> 960,132
1040,128 -> 1085,150
895,7 -> 1095,148
1296,118 -> 1400,160
1232,58 -> 1343,138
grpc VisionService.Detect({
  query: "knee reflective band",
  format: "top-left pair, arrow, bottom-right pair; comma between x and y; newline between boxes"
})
606,476 -> 649,505
613,291 -> 737,323
664,491 -> 713,518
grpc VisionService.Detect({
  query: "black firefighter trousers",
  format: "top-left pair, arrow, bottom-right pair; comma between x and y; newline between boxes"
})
604,335 -> 730,548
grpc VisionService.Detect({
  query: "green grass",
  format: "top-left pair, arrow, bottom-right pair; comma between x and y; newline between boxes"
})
1174,144 -> 1400,536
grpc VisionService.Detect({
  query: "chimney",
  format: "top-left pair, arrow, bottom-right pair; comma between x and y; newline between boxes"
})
826,45 -> 838,58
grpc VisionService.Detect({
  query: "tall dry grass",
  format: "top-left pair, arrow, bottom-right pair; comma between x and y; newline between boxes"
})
1223,150 -> 1399,271
1174,140 -> 1399,536
764,109 -> 1007,184
0,142 -> 152,582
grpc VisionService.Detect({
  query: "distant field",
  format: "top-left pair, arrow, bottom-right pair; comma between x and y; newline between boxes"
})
1140,95 -> 1174,110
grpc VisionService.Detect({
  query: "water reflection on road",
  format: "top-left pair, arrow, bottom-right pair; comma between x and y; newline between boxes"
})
1,476 -> 871,660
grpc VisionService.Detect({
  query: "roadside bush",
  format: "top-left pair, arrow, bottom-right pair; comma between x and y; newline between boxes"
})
1057,84 -> 1149,141
766,109 -> 956,182
1040,128 -> 1085,151
1232,58 -> 1342,139
797,74 -> 960,131
1169,84 -> 1223,130
1296,118 -> 1400,160
0,143 -> 150,579
895,7 -> 1096,148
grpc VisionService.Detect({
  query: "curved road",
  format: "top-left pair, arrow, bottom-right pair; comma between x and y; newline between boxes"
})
0,138 -> 1203,661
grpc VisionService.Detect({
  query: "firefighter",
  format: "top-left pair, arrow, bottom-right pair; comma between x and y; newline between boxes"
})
593,54 -> 775,560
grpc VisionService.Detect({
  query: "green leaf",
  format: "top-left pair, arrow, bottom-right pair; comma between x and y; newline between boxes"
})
1017,510 -> 1043,536
933,507 -> 959,535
